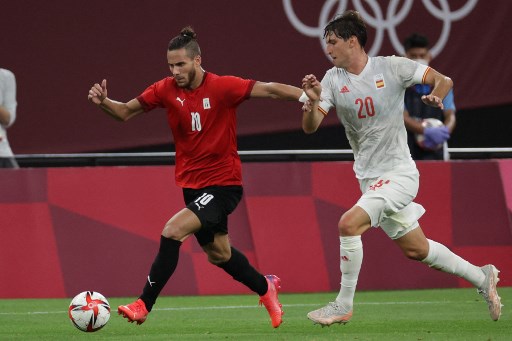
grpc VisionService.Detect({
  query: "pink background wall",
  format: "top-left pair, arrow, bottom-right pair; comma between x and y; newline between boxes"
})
1,160 -> 511,298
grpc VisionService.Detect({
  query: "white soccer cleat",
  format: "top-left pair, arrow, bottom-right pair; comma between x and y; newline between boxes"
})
307,301 -> 352,326
477,264 -> 502,321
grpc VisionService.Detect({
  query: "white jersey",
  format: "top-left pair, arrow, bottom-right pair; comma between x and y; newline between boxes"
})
318,56 -> 429,179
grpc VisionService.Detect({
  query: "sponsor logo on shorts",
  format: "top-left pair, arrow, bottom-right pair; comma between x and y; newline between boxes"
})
369,179 -> 390,191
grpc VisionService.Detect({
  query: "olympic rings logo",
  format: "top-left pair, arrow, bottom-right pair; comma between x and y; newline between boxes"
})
283,0 -> 478,58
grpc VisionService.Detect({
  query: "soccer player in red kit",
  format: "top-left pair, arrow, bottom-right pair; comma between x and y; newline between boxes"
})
87,26 -> 302,328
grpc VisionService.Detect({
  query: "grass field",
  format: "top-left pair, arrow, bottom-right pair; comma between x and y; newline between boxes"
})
0,288 -> 509,340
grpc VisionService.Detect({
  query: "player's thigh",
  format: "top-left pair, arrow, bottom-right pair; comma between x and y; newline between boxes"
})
338,205 -> 372,236
162,208 -> 202,241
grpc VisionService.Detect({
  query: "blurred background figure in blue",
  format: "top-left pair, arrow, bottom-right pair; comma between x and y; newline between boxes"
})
403,33 -> 456,161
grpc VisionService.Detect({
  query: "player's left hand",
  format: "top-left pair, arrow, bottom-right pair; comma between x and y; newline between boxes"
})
421,94 -> 444,110
302,74 -> 321,102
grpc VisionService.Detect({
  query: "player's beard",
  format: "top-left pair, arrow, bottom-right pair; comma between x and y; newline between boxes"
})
178,68 -> 197,89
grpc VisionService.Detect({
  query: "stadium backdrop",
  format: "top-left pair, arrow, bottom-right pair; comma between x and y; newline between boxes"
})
1,160 -> 511,298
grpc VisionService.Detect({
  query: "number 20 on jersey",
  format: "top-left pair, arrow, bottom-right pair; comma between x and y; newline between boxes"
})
356,97 -> 375,119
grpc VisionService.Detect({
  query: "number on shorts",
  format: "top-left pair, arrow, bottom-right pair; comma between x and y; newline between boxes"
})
195,193 -> 214,206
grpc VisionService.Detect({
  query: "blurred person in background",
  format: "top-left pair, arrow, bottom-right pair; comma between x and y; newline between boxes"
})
0,67 -> 19,168
403,33 -> 456,160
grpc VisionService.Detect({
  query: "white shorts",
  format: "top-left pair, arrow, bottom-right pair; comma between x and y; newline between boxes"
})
356,166 -> 425,239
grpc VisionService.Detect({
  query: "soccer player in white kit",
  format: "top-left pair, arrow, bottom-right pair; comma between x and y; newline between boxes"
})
301,10 -> 502,326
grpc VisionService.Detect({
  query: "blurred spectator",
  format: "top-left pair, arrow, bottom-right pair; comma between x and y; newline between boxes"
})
403,33 -> 456,160
0,68 -> 19,168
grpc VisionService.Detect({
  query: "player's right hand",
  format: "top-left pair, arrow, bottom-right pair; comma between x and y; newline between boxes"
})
421,94 -> 444,110
88,79 -> 108,105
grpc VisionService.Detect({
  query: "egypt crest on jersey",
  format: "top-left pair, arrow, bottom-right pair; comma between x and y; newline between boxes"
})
318,56 -> 429,179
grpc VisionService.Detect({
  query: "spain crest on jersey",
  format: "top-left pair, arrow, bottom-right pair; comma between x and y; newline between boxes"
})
374,74 -> 385,89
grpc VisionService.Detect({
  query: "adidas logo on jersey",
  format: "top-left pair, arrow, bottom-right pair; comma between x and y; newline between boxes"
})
340,85 -> 350,93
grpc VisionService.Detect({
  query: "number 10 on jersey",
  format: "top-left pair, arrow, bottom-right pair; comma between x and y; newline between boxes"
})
191,112 -> 202,131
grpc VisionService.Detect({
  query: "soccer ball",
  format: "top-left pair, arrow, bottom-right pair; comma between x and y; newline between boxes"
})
68,291 -> 110,332
415,118 -> 444,150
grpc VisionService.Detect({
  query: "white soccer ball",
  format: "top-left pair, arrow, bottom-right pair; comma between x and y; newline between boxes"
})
415,118 -> 445,150
68,291 -> 111,332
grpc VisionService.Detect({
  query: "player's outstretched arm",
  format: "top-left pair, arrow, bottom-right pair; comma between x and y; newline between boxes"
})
422,68 -> 453,110
88,79 -> 144,122
250,81 -> 302,100
301,74 -> 324,134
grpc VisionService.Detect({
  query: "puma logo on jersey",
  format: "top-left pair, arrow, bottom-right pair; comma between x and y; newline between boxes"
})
340,85 -> 350,93
176,97 -> 185,106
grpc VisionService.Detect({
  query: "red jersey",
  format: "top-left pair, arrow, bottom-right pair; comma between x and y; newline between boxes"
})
137,72 -> 255,189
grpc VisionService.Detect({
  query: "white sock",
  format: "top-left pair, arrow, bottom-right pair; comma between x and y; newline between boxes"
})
335,236 -> 363,309
422,239 -> 485,287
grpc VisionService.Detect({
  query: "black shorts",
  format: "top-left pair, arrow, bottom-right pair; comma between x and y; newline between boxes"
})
183,185 -> 243,246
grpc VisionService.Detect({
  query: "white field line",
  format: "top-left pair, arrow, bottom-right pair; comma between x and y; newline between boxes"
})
0,300 -> 476,316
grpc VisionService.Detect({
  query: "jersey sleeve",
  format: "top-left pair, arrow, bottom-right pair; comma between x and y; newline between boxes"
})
217,76 -> 255,106
318,70 -> 335,116
136,78 -> 168,112
391,56 -> 429,88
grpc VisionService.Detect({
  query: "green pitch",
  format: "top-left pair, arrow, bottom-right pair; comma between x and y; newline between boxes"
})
0,288 -> 509,340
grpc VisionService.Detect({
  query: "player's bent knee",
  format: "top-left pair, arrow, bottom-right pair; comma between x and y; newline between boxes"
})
338,216 -> 358,236
204,247 -> 231,265
208,253 -> 230,265
161,223 -> 186,240
402,247 -> 428,261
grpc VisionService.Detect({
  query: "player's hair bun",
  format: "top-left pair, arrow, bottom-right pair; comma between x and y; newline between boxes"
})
180,26 -> 197,40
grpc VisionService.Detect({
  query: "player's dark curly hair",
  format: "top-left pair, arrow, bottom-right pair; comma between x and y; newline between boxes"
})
403,33 -> 429,52
168,26 -> 201,57
324,10 -> 367,48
